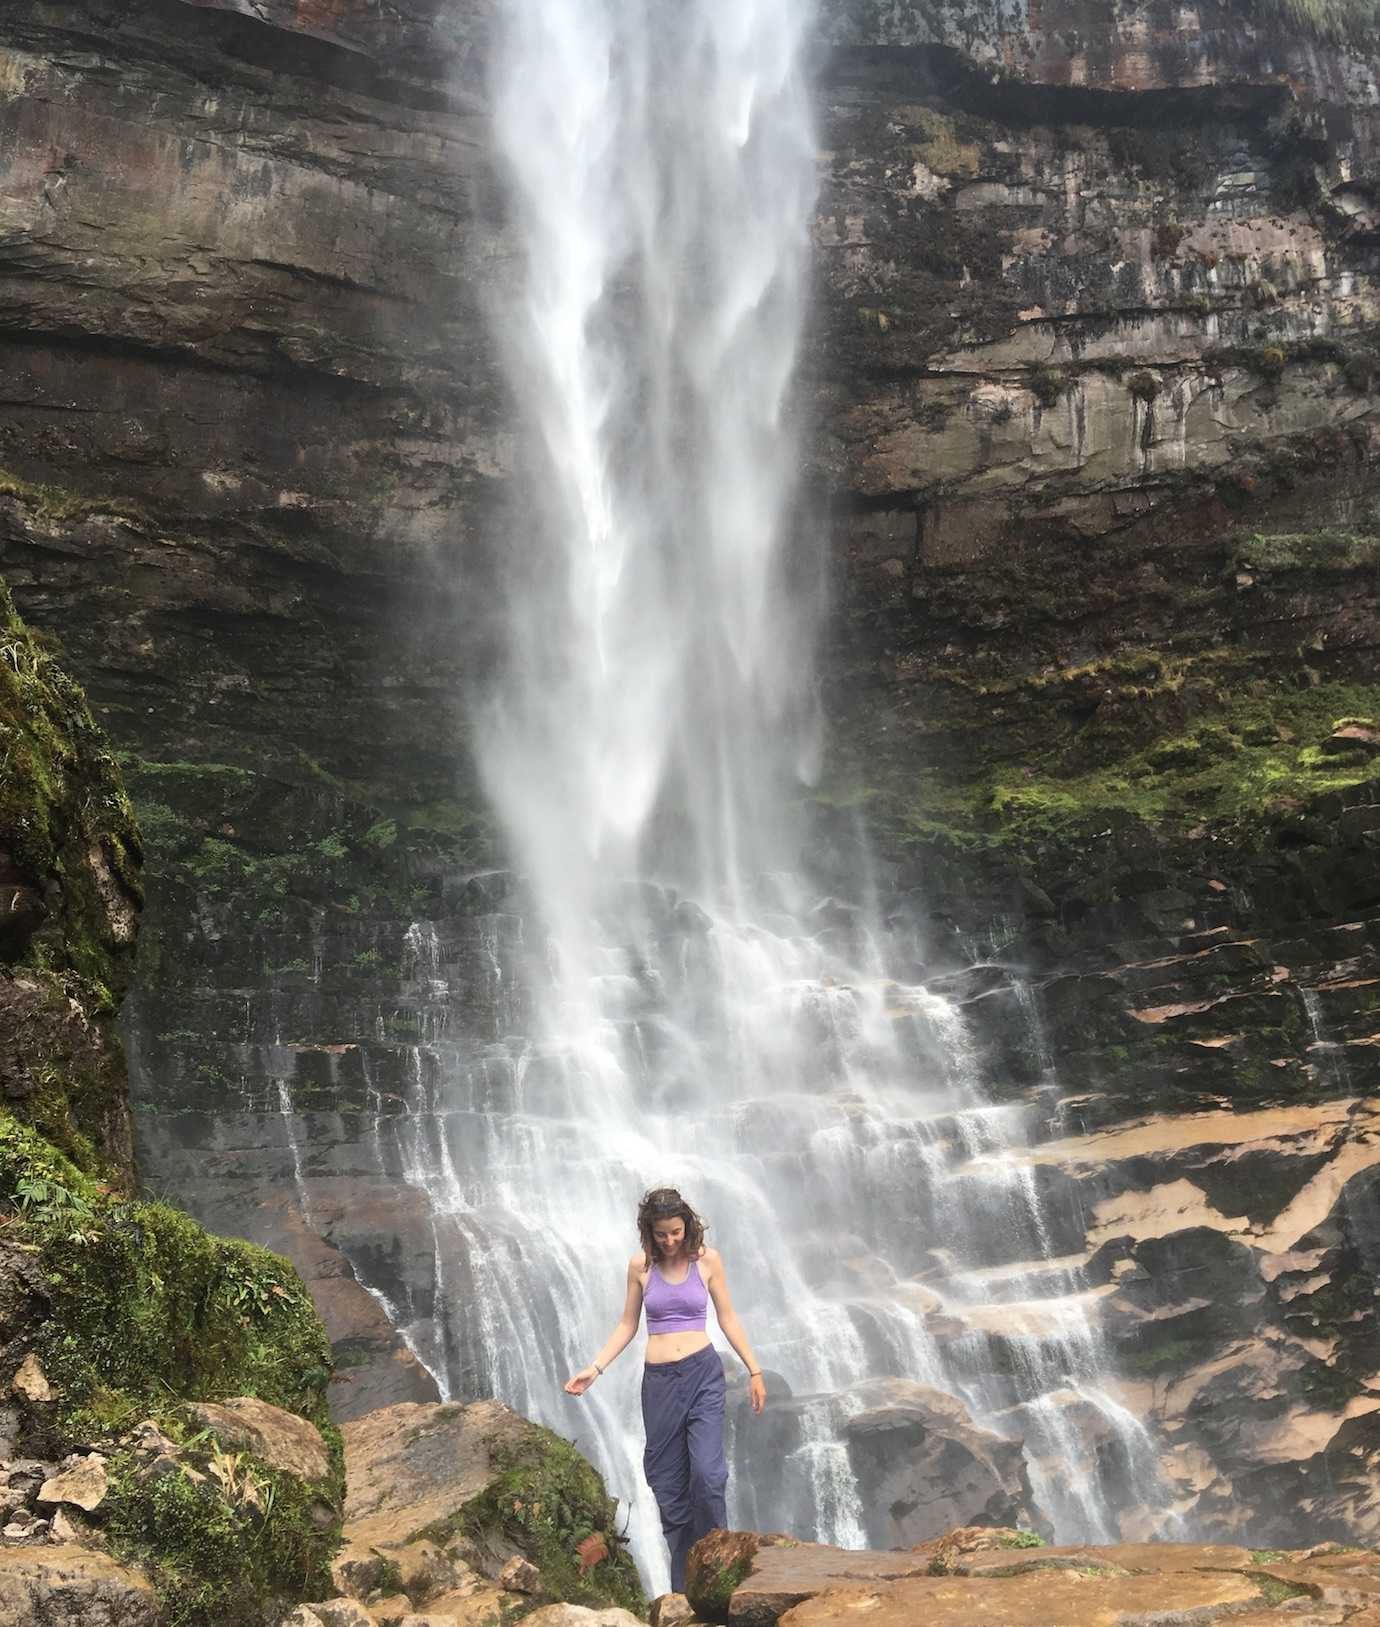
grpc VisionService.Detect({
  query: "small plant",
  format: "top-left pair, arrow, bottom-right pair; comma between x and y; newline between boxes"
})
1027,364 -> 1068,408
1126,370 -> 1162,403
12,1172 -> 96,1242
1000,1529 -> 1047,1549
1258,346 -> 1286,380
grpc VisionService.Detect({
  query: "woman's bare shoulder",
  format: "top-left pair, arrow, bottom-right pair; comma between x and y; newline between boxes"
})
627,1250 -> 649,1275
698,1245 -> 723,1272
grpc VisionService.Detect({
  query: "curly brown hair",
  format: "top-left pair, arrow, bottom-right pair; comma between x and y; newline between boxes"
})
637,1187 -> 706,1265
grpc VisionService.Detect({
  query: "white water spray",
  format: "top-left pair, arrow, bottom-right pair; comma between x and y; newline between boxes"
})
379,0 -> 1187,1592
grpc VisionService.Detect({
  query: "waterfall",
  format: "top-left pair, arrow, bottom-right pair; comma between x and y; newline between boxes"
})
368,0 -> 1183,1593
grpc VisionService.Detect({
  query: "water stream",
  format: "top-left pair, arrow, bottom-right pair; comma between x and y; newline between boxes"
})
336,0 -> 1190,1590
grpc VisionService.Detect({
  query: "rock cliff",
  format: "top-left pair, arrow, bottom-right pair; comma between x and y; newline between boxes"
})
0,582 -> 346,1624
0,0 -> 1378,1551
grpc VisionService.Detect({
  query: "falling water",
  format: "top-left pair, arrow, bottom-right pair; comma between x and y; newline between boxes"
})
358,0 -> 1190,1592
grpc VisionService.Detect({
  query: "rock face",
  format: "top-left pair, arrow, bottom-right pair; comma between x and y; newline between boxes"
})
841,1380 -> 1041,1547
2,0 -> 1380,1554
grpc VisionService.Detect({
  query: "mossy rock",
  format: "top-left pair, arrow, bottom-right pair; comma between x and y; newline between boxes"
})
0,579 -> 142,1185
0,578 -> 141,996
409,1418 -> 645,1617
0,1113 -> 342,1625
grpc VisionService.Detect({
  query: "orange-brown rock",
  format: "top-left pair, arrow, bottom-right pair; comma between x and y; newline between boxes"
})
686,1530 -> 930,1625
689,1532 -> 1380,1627
778,1570 -> 1283,1627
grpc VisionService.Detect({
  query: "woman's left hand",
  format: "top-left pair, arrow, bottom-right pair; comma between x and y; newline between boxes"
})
749,1373 -> 767,1413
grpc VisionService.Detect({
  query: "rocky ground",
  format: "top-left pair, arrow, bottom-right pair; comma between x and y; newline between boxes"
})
677,1525 -> 1380,1627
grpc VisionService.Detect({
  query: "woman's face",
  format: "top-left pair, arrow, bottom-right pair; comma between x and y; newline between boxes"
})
653,1217 -> 685,1258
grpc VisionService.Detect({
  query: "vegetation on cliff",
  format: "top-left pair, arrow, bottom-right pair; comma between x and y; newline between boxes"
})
0,579 -> 342,1624
827,526 -> 1380,864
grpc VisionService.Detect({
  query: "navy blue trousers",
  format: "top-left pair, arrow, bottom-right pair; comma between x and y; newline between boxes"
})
641,1343 -> 729,1593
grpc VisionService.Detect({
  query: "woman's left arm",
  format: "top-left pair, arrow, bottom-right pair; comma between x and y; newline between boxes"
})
706,1250 -> 767,1414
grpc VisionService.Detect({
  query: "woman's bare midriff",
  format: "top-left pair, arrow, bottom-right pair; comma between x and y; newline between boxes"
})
645,1330 -> 710,1364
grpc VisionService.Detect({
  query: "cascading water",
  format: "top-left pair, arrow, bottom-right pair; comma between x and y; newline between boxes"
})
341,0 -> 1191,1592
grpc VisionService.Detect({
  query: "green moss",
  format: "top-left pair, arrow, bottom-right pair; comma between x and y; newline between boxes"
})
104,1439 -> 339,1627
1251,1550 -> 1289,1564
1236,530 -> 1380,572
414,1428 -> 645,1617
0,1115 -> 333,1440
0,1108 -> 342,1621
1121,1336 -> 1217,1375
0,467 -> 150,527
0,580 -> 141,995
998,1530 -> 1047,1549
1028,364 -> 1069,408
1253,1573 -> 1312,1606
835,667 -> 1380,857
701,1555 -> 753,1612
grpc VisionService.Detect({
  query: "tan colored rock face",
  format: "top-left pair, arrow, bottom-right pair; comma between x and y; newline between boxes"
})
778,1570 -> 1275,1626
341,1398 -> 534,1548
0,1543 -> 158,1627
183,1396 -> 332,1482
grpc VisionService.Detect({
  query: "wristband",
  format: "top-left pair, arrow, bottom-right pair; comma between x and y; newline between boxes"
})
593,1361 -> 604,1375
749,1370 -> 761,1377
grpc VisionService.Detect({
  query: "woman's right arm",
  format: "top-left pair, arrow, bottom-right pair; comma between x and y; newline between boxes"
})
564,1255 -> 644,1396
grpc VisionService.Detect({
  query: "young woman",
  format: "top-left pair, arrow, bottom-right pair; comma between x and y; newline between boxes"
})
564,1187 -> 767,1593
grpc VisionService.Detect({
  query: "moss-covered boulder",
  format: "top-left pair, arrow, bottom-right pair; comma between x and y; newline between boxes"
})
338,1401 -> 645,1620
0,579 -> 344,1625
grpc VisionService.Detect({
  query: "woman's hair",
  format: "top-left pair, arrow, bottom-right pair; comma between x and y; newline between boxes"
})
637,1187 -> 706,1264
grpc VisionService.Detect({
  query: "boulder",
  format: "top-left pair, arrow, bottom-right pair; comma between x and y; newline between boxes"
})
10,1355 -> 54,1405
183,1396 -> 333,1482
685,1531 -> 931,1625
777,1568 -> 1266,1627
840,1379 -> 1041,1546
338,1400 -> 642,1619
650,1596 -> 698,1627
341,1400 -> 535,1550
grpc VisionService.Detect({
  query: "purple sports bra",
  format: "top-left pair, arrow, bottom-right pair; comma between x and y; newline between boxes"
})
644,1256 -> 708,1334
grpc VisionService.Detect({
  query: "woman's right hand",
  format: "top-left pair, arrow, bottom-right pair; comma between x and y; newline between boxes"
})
564,1366 -> 599,1396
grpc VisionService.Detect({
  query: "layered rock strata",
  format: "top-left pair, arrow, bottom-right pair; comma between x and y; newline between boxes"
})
0,0 -> 1379,1550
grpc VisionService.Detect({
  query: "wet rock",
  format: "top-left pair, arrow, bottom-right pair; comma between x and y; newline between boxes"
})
840,1379 -> 1041,1546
